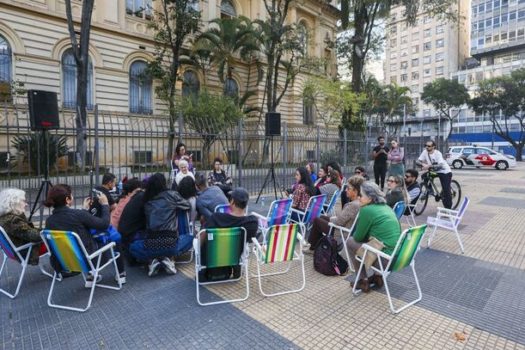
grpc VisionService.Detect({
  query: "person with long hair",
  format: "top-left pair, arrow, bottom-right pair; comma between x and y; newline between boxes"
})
110,178 -> 142,231
385,175 -> 408,208
207,157 -> 233,196
313,166 -> 328,192
319,169 -> 342,204
172,142 -> 194,173
306,162 -> 317,183
388,139 -> 405,177
290,167 -> 316,222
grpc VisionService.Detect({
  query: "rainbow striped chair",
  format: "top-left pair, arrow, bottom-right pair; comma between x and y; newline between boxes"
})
352,224 -> 427,314
40,230 -> 122,312
194,226 -> 249,306
290,194 -> 327,242
251,223 -> 306,297
322,189 -> 340,216
251,198 -> 293,240
0,226 -> 53,299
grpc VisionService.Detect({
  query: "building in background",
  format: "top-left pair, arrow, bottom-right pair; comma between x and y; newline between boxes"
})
450,0 -> 525,155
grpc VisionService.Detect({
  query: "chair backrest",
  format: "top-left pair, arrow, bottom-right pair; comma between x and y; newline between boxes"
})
205,227 -> 246,269
41,230 -> 91,274
264,224 -> 299,263
177,210 -> 192,236
388,224 -> 427,272
266,198 -> 293,226
0,225 -> 20,262
214,204 -> 232,214
324,189 -> 340,214
392,201 -> 406,220
455,197 -> 470,226
303,194 -> 327,224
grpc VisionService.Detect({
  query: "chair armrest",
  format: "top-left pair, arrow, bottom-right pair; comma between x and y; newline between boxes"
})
289,208 -> 305,223
328,222 -> 352,236
251,212 -> 267,223
14,242 -> 34,252
192,237 -> 199,252
437,207 -> 459,216
88,242 -> 116,259
361,243 -> 392,260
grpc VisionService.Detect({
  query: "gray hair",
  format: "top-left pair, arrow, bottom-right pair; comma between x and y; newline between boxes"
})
360,182 -> 386,204
0,188 -> 26,216
178,159 -> 189,169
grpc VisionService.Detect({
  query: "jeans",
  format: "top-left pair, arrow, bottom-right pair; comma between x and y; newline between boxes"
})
374,162 -> 388,190
129,234 -> 194,262
437,172 -> 453,209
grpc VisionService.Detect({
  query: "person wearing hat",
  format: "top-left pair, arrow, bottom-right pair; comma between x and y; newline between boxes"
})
200,187 -> 258,281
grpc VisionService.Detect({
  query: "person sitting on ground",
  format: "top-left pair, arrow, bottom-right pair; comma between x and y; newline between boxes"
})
177,175 -> 198,225
90,173 -> 117,216
319,169 -> 342,205
0,188 -> 44,265
290,167 -> 316,222
354,166 -> 370,180
174,159 -> 195,190
172,142 -> 193,173
44,184 -> 126,284
385,175 -> 408,208
200,187 -> 258,281
195,172 -> 229,224
346,182 -> 401,293
118,182 -> 146,250
111,178 -> 142,231
207,157 -> 233,197
129,173 -> 192,277
307,176 -> 364,250
313,166 -> 328,193
306,162 -> 317,183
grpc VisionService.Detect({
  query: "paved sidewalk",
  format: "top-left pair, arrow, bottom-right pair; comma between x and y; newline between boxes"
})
1,164 -> 525,349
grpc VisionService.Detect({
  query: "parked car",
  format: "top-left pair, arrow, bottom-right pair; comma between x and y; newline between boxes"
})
446,146 -> 517,170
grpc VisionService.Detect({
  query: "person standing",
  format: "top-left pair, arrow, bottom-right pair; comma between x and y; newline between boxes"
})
416,140 -> 453,209
372,136 -> 389,191
387,139 -> 405,177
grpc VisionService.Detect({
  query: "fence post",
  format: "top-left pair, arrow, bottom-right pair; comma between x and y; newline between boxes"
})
283,121 -> 288,187
316,125 -> 320,171
343,128 -> 348,167
237,118 -> 243,187
177,113 -> 183,144
94,104 -> 100,186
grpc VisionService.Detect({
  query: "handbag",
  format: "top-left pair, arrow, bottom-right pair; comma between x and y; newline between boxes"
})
357,237 -> 384,271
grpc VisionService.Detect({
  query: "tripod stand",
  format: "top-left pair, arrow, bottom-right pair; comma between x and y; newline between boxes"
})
28,130 -> 52,227
256,136 -> 279,203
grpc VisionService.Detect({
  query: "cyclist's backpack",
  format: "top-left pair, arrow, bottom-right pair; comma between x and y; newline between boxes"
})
313,235 -> 349,276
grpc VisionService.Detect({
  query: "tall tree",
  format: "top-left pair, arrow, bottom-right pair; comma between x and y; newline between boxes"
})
149,0 -> 201,161
339,0 -> 457,92
421,78 -> 470,142
64,0 -> 95,167
382,83 -> 413,135
469,69 -> 525,161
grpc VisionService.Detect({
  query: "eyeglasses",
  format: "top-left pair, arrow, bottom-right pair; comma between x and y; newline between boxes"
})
425,145 -> 434,148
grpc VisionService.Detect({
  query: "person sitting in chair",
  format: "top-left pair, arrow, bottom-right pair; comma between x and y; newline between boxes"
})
207,157 -> 233,197
195,172 -> 228,224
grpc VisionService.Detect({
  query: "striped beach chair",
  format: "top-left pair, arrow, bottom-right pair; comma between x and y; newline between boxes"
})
352,224 -> 427,314
251,198 -> 293,240
251,223 -> 306,297
194,226 -> 249,306
40,230 -> 122,312
322,189 -> 340,216
0,226 -> 53,299
290,194 -> 326,241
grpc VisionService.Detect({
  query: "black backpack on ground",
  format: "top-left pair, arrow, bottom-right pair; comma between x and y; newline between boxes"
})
313,235 -> 349,276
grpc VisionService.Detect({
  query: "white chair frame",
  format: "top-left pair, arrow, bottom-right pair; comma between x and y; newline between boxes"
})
175,210 -> 194,265
322,189 -> 340,216
426,197 -> 470,254
328,212 -> 360,272
40,230 -> 122,312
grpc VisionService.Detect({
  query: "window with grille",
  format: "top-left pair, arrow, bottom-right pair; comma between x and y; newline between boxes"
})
220,0 -> 236,19
306,150 -> 315,160
0,35 -> 11,83
303,97 -> 314,125
126,0 -> 153,20
129,60 -> 152,114
223,77 -> 239,100
133,151 -> 152,164
182,70 -> 200,97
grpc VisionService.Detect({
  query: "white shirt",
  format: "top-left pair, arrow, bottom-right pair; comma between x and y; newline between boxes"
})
417,149 -> 451,174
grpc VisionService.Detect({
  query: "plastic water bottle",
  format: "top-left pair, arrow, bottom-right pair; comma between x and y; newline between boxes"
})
261,196 -> 266,207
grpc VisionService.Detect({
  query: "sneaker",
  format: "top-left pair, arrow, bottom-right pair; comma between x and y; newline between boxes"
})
161,257 -> 177,275
85,274 -> 102,288
115,272 -> 127,284
148,258 -> 161,277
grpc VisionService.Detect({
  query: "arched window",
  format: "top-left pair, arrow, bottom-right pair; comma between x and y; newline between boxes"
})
0,35 -> 12,83
129,60 -> 152,114
223,77 -> 239,99
220,0 -> 237,19
61,49 -> 93,110
303,96 -> 314,125
297,21 -> 309,57
182,70 -> 200,97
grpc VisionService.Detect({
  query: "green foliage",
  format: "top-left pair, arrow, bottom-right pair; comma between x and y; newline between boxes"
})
422,78 -> 470,117
11,133 -> 69,174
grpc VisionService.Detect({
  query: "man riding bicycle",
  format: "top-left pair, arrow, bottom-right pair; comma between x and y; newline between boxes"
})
416,140 -> 453,209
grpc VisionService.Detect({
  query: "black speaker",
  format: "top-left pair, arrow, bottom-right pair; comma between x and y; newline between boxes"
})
28,90 -> 60,130
265,112 -> 281,136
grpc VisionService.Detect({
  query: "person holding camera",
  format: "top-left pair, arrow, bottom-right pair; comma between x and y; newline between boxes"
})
90,173 -> 117,217
172,142 -> 194,173
372,136 -> 389,191
416,140 -> 453,209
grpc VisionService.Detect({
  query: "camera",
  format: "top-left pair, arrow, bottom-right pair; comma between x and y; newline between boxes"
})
91,189 -> 103,197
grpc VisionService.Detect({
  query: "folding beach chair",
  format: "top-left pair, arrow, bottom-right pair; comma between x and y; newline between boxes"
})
194,227 -> 249,306
251,198 -> 292,240
426,196 -> 470,253
40,230 -> 122,312
0,226 -> 53,299
328,212 -> 360,271
175,209 -> 194,264
322,189 -> 340,216
392,201 -> 406,221
352,224 -> 427,314
251,223 -> 305,297
290,194 -> 326,241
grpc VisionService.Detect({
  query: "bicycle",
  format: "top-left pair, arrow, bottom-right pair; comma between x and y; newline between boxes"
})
412,170 -> 462,216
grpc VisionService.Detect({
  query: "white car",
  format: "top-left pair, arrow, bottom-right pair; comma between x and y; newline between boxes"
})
446,146 -> 517,170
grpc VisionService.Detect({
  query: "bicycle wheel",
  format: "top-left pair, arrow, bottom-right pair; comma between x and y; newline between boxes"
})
450,180 -> 462,210
413,186 -> 429,216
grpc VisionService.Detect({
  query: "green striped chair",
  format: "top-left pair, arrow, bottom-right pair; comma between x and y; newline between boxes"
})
251,223 -> 306,297
352,224 -> 427,314
193,227 -> 249,306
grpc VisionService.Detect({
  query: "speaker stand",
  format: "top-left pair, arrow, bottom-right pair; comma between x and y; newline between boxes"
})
256,136 -> 279,203
28,130 -> 52,228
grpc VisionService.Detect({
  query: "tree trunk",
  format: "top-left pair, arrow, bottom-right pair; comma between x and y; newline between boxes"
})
351,5 -> 366,93
514,144 -> 523,161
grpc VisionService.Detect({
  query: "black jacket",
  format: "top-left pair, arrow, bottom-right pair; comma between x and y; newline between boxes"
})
145,190 -> 190,233
119,191 -> 146,240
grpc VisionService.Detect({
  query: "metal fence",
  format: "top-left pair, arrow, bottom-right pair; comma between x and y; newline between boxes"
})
0,104 -> 441,221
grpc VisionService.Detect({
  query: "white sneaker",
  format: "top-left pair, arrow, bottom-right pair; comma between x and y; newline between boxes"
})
161,257 -> 177,275
148,259 -> 160,277
115,272 -> 127,284
85,274 -> 102,288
